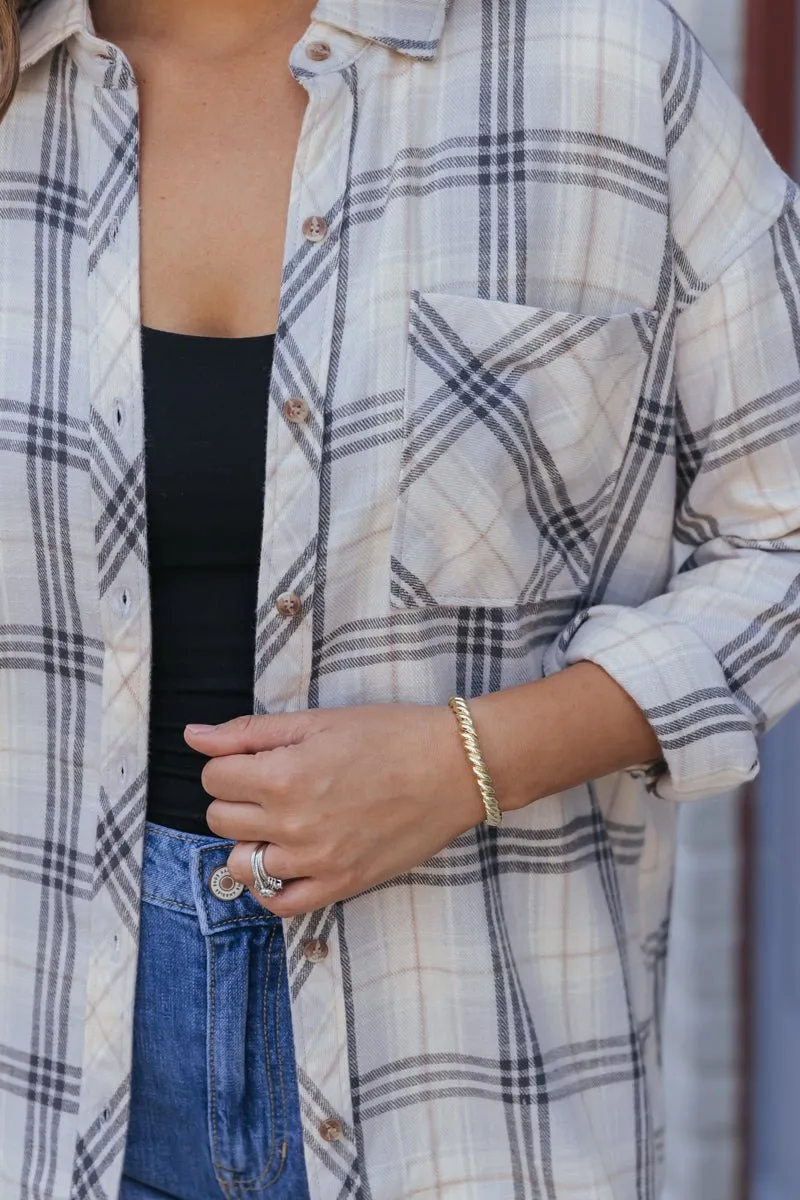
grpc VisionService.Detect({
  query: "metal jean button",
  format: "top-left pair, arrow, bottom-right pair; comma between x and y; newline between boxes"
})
209,866 -> 244,901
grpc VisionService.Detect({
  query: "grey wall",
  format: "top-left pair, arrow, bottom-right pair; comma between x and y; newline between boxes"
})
661,6 -> 747,1199
751,11 -> 800,1195
752,709 -> 800,1200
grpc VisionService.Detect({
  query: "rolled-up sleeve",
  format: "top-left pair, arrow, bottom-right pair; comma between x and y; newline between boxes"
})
544,192 -> 800,801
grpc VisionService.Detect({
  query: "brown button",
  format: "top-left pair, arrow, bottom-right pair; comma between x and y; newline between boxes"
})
276,592 -> 303,618
209,867 -> 245,902
302,215 -> 329,244
305,40 -> 332,62
319,1118 -> 343,1143
283,397 -> 310,424
303,939 -> 329,963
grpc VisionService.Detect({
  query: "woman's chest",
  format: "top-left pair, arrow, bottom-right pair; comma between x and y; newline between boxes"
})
0,38 -> 679,638
130,41 -> 309,337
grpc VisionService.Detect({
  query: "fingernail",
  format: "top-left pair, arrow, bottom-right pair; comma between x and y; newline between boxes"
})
185,724 -> 217,735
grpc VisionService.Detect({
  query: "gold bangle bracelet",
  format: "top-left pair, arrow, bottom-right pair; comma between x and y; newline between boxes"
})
448,696 -> 503,828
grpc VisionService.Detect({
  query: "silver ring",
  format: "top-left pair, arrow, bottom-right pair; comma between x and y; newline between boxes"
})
250,844 -> 284,900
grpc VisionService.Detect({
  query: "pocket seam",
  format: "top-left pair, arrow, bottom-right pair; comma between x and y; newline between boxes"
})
416,290 -> 658,362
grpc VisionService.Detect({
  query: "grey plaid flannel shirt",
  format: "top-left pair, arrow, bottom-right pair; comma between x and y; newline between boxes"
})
2,0 -> 800,1197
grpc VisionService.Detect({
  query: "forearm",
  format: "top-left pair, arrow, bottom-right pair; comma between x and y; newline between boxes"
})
469,663 -> 662,814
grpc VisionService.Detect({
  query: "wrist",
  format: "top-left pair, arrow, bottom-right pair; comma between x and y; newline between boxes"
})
468,691 -> 537,814
433,703 -> 488,829
441,693 -> 534,821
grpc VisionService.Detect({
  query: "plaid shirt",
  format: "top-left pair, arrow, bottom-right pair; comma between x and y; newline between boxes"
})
2,0 -> 800,1196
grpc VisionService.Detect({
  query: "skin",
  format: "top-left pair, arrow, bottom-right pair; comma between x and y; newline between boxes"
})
94,0 -> 662,918
91,0 -> 311,335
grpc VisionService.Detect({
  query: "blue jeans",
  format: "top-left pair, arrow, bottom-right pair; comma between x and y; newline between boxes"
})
120,823 -> 310,1200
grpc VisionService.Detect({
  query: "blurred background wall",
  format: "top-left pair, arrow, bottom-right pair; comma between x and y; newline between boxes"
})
672,0 -> 744,90
661,5 -> 746,1191
755,714 -> 800,1200
661,4 -> 799,1199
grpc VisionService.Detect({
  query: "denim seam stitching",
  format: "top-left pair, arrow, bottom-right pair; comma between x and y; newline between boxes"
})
224,925 -> 287,1191
271,932 -> 290,1182
208,919 -> 232,1199
210,927 -> 287,1190
149,824 -> 232,847
214,927 -> 285,1188
140,890 -> 194,911
205,914 -> 281,931
142,893 -> 279,927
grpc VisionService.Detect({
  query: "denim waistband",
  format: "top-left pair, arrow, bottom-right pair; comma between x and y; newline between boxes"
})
141,821 -> 281,937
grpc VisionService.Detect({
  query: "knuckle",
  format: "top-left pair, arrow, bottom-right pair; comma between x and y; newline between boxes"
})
205,801 -> 225,835
227,848 -> 251,882
228,860 -> 250,885
199,761 -> 218,796
338,865 -> 362,896
331,840 -> 356,873
263,757 -> 294,799
304,848 -> 327,875
231,713 -> 259,737
271,777 -> 294,805
281,812 -> 312,844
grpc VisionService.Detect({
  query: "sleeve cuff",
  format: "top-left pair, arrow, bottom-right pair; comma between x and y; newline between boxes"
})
542,605 -> 760,802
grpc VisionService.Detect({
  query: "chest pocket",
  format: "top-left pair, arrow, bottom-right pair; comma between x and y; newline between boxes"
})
390,290 -> 657,609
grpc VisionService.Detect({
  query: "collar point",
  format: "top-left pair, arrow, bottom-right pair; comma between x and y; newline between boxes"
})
310,0 -> 448,61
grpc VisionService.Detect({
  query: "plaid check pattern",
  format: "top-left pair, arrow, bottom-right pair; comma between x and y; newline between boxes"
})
1,1 -> 799,1197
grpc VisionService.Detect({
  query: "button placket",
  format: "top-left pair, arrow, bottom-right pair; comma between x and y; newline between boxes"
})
82,64 -> 154,1149
250,56 -> 358,1160
111,584 -> 133,620
257,69 -> 347,661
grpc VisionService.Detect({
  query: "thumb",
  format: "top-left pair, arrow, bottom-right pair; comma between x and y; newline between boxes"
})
183,712 -> 312,756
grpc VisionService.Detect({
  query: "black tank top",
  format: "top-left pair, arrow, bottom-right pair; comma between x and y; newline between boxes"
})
142,326 -> 274,834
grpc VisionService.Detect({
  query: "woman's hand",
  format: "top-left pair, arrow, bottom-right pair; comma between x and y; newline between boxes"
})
184,705 -> 487,916
184,663 -> 663,917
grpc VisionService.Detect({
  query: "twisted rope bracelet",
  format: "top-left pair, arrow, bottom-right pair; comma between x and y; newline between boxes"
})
448,696 -> 503,828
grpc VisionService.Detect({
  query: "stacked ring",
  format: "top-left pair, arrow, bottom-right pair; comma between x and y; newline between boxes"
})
250,844 -> 284,900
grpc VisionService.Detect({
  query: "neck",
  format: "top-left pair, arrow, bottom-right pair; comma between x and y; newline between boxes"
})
90,0 -> 315,50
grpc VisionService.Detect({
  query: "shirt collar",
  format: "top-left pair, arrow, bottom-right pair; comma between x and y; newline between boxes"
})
310,0 -> 448,59
19,0 -> 449,72
19,0 -> 92,71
